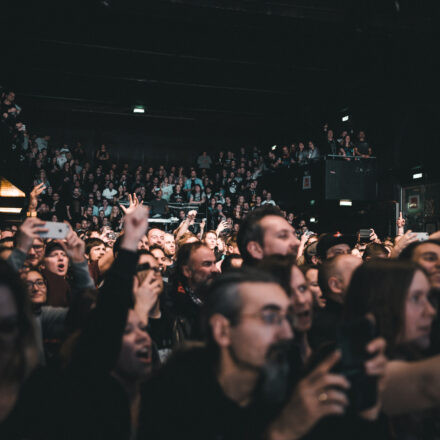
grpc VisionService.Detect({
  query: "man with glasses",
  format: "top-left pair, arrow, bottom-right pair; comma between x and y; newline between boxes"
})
139,269 -> 364,439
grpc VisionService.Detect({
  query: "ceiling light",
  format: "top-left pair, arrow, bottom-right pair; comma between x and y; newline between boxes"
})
271,145 -> 277,151
133,106 -> 145,114
412,173 -> 423,180
342,115 -> 349,122
339,199 -> 352,207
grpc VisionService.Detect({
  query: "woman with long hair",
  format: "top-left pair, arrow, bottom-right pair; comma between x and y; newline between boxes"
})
344,260 -> 440,439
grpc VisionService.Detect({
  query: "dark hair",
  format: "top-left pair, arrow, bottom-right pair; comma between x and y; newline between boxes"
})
221,254 -> 242,273
344,260 -> 422,356
175,242 -> 207,282
237,206 -> 285,265
0,260 -> 38,382
201,268 -> 278,345
255,254 -> 297,296
399,239 -> 440,261
362,242 -> 389,261
84,238 -> 105,256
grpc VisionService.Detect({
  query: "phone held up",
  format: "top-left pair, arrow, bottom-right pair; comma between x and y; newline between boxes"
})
37,222 -> 69,239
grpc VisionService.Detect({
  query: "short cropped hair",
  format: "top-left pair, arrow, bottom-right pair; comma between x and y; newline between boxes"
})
237,206 -> 285,265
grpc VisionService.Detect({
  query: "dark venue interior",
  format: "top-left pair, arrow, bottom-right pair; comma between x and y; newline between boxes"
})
1,2 -> 440,440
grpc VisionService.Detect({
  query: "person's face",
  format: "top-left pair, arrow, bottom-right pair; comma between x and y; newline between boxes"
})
148,229 -> 165,247
400,270 -> 436,349
150,248 -> 167,271
226,282 -> 293,370
26,239 -> 45,268
411,243 -> 440,289
89,244 -> 106,262
0,285 -> 18,373
184,246 -> 219,289
204,232 -> 217,250
25,271 -> 47,304
44,249 -> 69,277
305,268 -> 325,308
290,266 -> 314,333
326,243 -> 351,259
259,216 -> 300,260
163,234 -> 176,256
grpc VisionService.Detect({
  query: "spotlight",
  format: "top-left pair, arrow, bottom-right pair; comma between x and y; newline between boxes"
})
271,145 -> 277,151
342,115 -> 349,122
339,199 -> 352,207
310,217 -> 317,223
412,173 -> 423,180
133,106 -> 145,114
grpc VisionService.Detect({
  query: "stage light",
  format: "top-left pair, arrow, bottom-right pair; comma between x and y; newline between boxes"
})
412,173 -> 423,180
339,199 -> 352,207
310,200 -> 315,206
310,217 -> 316,223
133,106 -> 145,114
271,145 -> 277,151
342,115 -> 349,122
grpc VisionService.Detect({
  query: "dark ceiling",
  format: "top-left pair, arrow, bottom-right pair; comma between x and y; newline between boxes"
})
2,0 -> 438,163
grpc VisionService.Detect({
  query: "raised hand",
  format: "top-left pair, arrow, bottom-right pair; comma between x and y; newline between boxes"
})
122,205 -> 149,251
267,351 -> 350,440
120,193 -> 139,215
58,228 -> 86,263
391,230 -> 419,258
396,211 -> 406,229
134,270 -> 164,318
15,218 -> 48,254
29,183 -> 46,212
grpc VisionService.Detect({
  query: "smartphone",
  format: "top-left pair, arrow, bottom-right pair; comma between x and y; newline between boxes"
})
333,317 -> 378,412
38,222 -> 69,239
359,229 -> 372,243
414,232 -> 429,242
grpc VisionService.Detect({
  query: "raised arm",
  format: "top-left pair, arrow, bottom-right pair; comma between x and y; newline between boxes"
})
382,355 -> 440,415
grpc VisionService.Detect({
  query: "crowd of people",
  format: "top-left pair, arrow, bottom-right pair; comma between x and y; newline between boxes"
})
3,88 -> 440,440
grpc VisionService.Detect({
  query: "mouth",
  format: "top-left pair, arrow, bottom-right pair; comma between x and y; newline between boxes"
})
295,309 -> 311,320
136,347 -> 152,364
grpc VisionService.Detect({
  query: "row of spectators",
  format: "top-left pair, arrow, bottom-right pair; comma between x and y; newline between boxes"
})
7,88 -> 429,440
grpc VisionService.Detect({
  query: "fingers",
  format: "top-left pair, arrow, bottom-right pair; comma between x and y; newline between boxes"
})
308,350 -> 342,382
365,354 -> 387,377
321,389 -> 349,407
313,373 -> 350,391
366,337 -> 386,355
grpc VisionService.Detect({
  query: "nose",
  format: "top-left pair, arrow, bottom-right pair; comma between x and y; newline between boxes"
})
425,300 -> 437,318
277,317 -> 294,340
292,291 -> 307,307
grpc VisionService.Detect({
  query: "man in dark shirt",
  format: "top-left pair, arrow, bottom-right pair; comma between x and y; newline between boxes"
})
354,131 -> 373,158
149,190 -> 168,218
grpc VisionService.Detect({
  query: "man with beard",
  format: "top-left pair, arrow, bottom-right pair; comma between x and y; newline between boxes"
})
139,269 -> 386,440
169,242 -> 220,340
237,206 -> 300,266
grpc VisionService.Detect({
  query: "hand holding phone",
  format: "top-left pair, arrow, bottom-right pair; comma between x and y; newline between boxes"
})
38,222 -> 69,239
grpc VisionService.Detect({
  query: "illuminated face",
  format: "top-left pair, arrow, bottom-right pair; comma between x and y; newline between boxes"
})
400,270 -> 436,349
305,268 -> 325,308
227,282 -> 293,370
184,246 -> 219,290
44,249 -> 69,277
89,244 -> 106,262
150,248 -> 168,271
289,266 -> 313,333
25,271 -> 47,304
411,243 -> 440,289
260,216 -> 300,260
26,239 -> 45,268
204,232 -> 217,250
148,229 -> 165,247
163,234 -> 176,257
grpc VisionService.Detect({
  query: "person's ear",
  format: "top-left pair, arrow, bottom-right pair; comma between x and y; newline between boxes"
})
182,264 -> 192,280
328,276 -> 342,294
246,241 -> 263,260
209,314 -> 231,347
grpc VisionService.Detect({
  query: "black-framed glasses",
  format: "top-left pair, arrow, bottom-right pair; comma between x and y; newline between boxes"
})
26,279 -> 46,289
